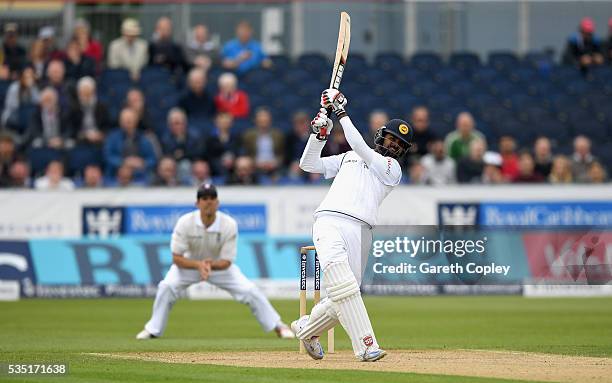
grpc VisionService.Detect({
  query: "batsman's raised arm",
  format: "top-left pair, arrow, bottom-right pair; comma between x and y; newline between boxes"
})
299,109 -> 345,178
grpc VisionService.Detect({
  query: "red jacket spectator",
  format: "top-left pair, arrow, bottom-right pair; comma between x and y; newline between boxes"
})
499,136 -> 519,181
214,72 -> 250,118
73,19 -> 104,65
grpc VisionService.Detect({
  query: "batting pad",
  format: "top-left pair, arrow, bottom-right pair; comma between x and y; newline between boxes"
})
296,297 -> 339,340
324,261 -> 379,357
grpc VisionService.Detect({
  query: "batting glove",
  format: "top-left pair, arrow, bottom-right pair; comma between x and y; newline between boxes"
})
311,108 -> 334,140
321,89 -> 348,119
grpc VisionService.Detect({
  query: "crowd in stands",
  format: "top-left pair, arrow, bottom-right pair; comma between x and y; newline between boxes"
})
0,15 -> 611,189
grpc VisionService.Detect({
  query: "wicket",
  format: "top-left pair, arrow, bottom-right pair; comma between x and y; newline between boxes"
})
299,246 -> 335,354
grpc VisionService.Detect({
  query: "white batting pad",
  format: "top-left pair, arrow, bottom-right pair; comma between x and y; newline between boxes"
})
324,261 -> 379,357
296,297 -> 339,340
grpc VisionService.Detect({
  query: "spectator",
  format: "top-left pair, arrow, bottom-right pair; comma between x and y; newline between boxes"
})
2,23 -> 26,76
587,161 -> 608,183
124,88 -> 155,134
205,112 -> 240,176
72,18 -> 103,66
324,125 -> 351,156
533,137 -> 553,179
185,24 -> 219,70
1,66 -> 40,131
364,110 -> 388,147
285,111 -> 311,166
571,135 -> 597,183
28,39 -> 46,80
482,152 -> 505,184
26,87 -> 72,150
498,135 -> 519,181
409,162 -> 426,184
409,106 -> 437,157
178,68 -> 216,120
113,163 -> 137,187
0,134 -> 20,187
8,160 -> 30,187
148,16 -> 186,74
444,112 -> 485,160
549,155 -> 573,184
188,159 -> 212,186
456,138 -> 486,183
420,138 -> 456,185
69,76 -> 111,147
34,160 -> 75,190
222,21 -> 271,74
42,59 -> 74,111
81,164 -> 104,188
242,107 -> 284,175
227,155 -> 259,185
152,156 -> 180,186
214,72 -> 250,119
38,26 -> 63,62
107,18 -> 148,81
63,39 -> 96,81
104,107 -> 157,179
514,151 -> 544,183
563,17 -> 604,73
161,107 -> 204,163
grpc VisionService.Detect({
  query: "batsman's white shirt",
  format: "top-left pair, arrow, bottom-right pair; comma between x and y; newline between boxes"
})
171,210 -> 237,261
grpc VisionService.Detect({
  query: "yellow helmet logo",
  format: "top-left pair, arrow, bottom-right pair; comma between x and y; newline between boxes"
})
399,124 -> 409,135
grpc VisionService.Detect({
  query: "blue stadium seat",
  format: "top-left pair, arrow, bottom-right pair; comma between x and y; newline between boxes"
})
374,52 -> 404,72
471,65 -> 501,84
364,68 -> 388,84
373,79 -> 401,96
260,82 -> 287,97
269,55 -> 291,71
100,69 -> 131,88
536,121 -> 571,146
410,81 -> 438,97
394,69 -> 422,85
410,52 -> 442,72
28,147 -> 63,177
488,51 -> 519,72
449,52 -> 481,72
508,66 -> 539,83
66,146 -> 103,176
297,53 -> 329,74
572,121 -> 608,142
434,67 -> 464,84
139,66 -> 172,86
284,69 -> 313,87
347,53 -> 369,72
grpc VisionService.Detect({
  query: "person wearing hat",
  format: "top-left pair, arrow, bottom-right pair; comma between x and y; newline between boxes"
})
564,17 -> 604,72
2,23 -> 26,76
291,89 -> 413,362
38,26 -> 64,62
136,183 -> 295,340
108,18 -> 148,81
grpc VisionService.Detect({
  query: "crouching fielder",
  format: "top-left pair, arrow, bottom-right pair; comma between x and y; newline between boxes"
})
137,183 -> 294,339
291,89 -> 413,362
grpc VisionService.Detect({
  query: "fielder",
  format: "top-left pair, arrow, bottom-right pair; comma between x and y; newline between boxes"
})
291,89 -> 413,361
136,183 -> 294,339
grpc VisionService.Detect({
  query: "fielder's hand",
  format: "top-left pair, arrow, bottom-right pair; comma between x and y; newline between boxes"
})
321,89 -> 347,119
198,260 -> 212,281
311,108 -> 334,140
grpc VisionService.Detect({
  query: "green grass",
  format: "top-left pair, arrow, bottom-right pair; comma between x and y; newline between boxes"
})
0,296 -> 611,382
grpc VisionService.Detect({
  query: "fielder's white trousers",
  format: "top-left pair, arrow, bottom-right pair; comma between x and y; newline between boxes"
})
144,264 -> 281,336
312,214 -> 372,285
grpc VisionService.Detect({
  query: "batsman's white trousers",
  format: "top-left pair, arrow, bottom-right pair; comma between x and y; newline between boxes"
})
144,264 -> 281,336
312,213 -> 372,285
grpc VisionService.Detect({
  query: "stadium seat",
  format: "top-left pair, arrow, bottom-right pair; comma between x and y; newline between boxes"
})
139,66 -> 172,86
243,68 -> 275,86
66,146 -> 104,176
297,53 -> 329,74
434,67 -> 464,84
449,52 -> 481,72
572,121 -> 608,142
269,55 -> 291,70
28,147 -> 63,177
100,69 -> 131,88
347,53 -> 369,72
471,65 -> 501,83
374,52 -> 404,72
488,51 -> 519,72
410,52 -> 442,72
284,69 -> 313,87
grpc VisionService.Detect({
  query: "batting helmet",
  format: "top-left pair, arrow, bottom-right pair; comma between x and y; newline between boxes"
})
374,119 -> 413,159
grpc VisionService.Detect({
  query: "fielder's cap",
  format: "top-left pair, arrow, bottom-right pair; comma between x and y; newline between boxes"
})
4,23 -> 17,34
121,18 -> 141,36
197,183 -> 218,199
580,17 -> 595,33
38,26 -> 55,39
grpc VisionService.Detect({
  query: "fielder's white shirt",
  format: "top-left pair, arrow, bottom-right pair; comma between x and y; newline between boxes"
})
300,116 -> 402,226
170,210 -> 238,262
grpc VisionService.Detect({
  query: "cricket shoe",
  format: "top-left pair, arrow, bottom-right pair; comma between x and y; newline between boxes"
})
359,348 -> 387,362
275,322 -> 295,338
135,329 -> 157,340
291,316 -> 324,360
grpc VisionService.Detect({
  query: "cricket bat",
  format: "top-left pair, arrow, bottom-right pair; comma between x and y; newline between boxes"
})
322,11 -> 351,136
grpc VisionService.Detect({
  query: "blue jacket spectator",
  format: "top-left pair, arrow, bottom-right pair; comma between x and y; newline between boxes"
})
222,21 -> 271,74
104,108 -> 157,180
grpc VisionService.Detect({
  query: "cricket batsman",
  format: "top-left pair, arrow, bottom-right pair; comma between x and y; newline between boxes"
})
291,89 -> 413,361
136,183 -> 294,339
